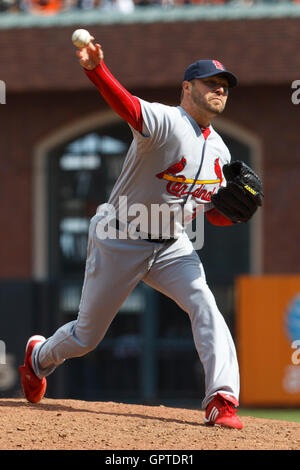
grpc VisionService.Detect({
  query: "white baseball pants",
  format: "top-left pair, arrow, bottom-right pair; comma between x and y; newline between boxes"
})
32,212 -> 240,409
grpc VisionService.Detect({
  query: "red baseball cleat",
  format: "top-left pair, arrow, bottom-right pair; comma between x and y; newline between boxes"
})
204,392 -> 243,429
19,335 -> 47,404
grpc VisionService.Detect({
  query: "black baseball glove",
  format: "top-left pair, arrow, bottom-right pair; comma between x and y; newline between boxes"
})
211,160 -> 264,223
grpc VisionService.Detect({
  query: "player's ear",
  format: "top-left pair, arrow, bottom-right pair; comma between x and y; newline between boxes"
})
181,81 -> 191,100
180,87 -> 184,103
182,80 -> 190,92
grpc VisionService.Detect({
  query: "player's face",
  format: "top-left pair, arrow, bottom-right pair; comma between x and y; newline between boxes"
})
190,76 -> 229,115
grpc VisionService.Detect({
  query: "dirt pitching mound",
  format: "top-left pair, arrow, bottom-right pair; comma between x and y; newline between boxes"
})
0,398 -> 299,450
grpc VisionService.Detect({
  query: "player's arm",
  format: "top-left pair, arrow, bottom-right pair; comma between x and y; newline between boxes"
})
77,42 -> 143,132
205,153 -> 236,226
205,207 -> 234,226
210,160 -> 263,224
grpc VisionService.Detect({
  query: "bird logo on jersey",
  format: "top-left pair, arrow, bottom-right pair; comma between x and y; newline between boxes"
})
156,157 -> 187,180
156,157 -> 223,202
214,158 -> 223,187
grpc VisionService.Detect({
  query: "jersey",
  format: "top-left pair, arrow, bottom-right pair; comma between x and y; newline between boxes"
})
108,99 -> 231,238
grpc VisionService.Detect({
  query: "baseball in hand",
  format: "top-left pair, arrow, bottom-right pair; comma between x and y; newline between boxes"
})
72,29 -> 92,48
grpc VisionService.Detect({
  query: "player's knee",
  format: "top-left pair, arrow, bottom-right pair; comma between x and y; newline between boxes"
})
185,287 -> 219,322
81,341 -> 98,355
73,329 -> 102,356
182,285 -> 210,315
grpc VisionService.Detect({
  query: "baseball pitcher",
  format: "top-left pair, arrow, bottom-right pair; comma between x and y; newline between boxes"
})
19,35 -> 263,429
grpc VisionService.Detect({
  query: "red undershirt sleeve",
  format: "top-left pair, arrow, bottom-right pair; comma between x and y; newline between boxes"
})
84,62 -> 143,133
205,207 -> 234,226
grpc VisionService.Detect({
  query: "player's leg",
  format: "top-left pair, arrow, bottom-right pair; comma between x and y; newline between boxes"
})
25,215 -> 156,380
143,233 -> 240,410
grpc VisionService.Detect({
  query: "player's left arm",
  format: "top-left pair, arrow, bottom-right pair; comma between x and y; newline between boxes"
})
210,160 -> 264,224
205,207 -> 234,226
205,152 -> 234,226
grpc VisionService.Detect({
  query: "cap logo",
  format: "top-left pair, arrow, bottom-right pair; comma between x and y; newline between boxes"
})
212,60 -> 225,71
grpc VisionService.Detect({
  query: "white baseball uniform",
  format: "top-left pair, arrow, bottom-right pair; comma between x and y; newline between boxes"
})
31,96 -> 240,409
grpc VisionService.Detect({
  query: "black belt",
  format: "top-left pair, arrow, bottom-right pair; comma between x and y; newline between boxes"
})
115,219 -> 176,244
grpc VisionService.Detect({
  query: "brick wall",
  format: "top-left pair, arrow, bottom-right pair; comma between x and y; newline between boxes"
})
0,17 -> 299,277
1,17 -> 300,91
